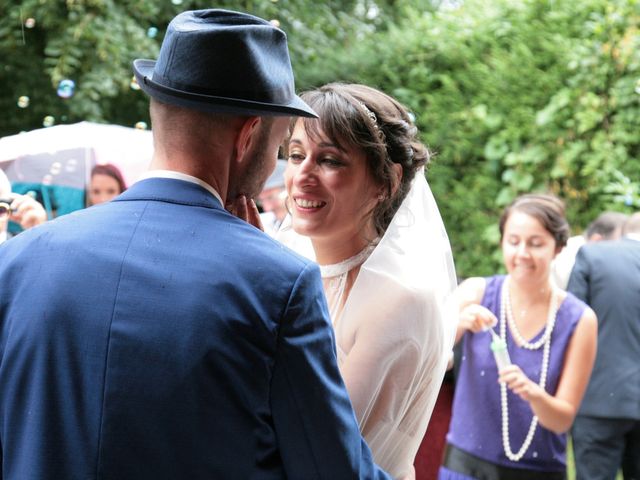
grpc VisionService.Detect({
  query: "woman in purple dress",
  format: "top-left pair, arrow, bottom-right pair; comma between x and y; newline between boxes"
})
439,194 -> 597,479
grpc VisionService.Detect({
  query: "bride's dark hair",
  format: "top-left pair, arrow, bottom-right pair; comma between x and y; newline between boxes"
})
286,83 -> 430,236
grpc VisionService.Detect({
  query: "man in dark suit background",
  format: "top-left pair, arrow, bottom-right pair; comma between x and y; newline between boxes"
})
568,212 -> 640,480
0,9 -> 390,480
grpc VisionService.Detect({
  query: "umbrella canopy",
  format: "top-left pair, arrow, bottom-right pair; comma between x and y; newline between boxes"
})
0,122 -> 153,218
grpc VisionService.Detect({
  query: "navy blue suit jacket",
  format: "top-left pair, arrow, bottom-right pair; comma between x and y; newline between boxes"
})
568,237 -> 640,420
0,178 -> 390,480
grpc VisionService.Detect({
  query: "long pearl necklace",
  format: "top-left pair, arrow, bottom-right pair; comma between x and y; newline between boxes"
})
499,275 -> 559,462
319,242 -> 377,322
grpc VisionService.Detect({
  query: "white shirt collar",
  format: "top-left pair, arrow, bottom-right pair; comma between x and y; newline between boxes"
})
140,170 -> 224,207
626,233 -> 640,242
0,230 -> 6,245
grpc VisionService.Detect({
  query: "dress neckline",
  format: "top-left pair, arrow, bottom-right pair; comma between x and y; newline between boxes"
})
319,240 -> 378,278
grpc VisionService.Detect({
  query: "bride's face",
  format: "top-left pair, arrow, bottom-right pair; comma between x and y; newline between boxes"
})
285,121 -> 380,254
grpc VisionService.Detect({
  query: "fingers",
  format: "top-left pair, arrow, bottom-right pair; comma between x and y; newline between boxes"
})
246,199 -> 265,232
461,304 -> 498,333
226,195 -> 248,221
499,365 -> 537,401
226,195 -> 264,231
10,195 -> 47,229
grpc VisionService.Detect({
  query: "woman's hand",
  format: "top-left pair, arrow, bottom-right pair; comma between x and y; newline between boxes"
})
9,193 -> 47,229
499,364 -> 544,403
459,304 -> 497,334
226,195 -> 264,231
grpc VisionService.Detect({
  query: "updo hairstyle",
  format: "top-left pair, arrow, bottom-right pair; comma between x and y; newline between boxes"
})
289,83 -> 430,236
499,193 -> 570,249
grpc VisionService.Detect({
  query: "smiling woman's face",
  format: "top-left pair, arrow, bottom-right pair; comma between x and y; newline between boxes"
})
89,173 -> 122,206
285,120 -> 380,258
501,210 -> 559,285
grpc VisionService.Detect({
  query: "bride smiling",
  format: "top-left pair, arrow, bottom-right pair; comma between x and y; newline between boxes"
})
279,83 -> 458,479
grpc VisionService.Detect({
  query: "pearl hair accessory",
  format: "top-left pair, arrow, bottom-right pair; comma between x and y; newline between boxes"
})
359,102 -> 386,145
499,275 -> 559,462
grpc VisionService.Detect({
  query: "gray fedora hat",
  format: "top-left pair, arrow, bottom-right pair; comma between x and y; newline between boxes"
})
133,9 -> 317,118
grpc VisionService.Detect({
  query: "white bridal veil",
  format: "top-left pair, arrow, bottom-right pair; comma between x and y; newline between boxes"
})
278,169 -> 458,478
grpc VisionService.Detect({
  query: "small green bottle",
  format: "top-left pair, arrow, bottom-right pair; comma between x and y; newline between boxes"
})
489,330 -> 511,372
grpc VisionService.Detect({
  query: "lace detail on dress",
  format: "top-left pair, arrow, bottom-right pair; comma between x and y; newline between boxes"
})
319,241 -> 378,323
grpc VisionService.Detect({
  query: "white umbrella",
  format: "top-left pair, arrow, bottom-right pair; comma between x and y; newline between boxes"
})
0,121 -> 153,217
0,121 -> 153,187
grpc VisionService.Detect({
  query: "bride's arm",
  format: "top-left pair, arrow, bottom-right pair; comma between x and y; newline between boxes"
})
338,289 -> 423,427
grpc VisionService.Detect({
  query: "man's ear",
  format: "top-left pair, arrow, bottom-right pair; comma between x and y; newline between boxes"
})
234,116 -> 261,161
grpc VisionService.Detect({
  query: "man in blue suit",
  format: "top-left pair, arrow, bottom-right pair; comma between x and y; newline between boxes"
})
568,212 -> 640,480
0,10 -> 391,480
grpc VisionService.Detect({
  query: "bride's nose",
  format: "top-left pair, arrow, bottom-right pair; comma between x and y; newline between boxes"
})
292,157 -> 318,186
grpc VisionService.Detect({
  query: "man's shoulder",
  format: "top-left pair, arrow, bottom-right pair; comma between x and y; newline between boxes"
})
241,227 -> 317,274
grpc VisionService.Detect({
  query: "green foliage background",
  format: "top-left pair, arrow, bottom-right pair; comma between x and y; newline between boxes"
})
1,0 -> 639,278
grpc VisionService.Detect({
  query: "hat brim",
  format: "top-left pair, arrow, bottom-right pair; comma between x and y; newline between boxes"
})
133,59 -> 317,118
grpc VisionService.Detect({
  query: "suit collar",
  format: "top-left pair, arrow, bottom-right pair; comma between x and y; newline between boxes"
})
114,177 -> 223,210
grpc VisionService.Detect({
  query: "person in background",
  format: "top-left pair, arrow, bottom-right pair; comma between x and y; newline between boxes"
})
551,210 -> 628,289
0,10 -> 390,479
87,163 -> 127,206
440,193 -> 597,480
0,168 -> 47,244
280,82 -> 458,479
257,158 -> 287,236
567,212 -> 640,480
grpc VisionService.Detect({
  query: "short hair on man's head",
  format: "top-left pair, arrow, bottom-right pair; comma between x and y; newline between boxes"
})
585,211 -> 628,240
622,212 -> 640,235
149,98 -> 268,150
499,193 -> 570,249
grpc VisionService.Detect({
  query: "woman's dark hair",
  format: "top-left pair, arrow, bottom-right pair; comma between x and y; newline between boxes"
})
287,83 -> 430,236
91,164 -> 127,194
499,193 -> 570,249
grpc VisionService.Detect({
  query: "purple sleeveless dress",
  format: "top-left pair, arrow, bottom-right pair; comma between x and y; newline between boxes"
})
439,275 -> 586,478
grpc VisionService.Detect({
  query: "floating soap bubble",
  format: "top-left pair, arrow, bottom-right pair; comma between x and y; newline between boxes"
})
43,115 -> 55,127
57,79 -> 75,99
147,27 -> 158,38
17,96 -> 30,108
25,18 -> 36,28
171,0 -> 183,5
130,76 -> 140,90
270,19 -> 281,28
65,158 -> 78,173
135,121 -> 148,130
50,161 -> 62,175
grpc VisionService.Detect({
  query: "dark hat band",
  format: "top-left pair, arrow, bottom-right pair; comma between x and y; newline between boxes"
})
150,71 -> 292,105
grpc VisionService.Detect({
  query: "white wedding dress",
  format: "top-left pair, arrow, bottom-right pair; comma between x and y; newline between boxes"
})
278,171 -> 458,479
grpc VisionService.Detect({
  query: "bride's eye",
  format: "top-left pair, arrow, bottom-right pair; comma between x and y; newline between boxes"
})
320,156 -> 344,168
288,152 -> 305,164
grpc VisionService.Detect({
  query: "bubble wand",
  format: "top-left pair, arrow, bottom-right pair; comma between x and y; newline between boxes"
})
488,326 -> 511,372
